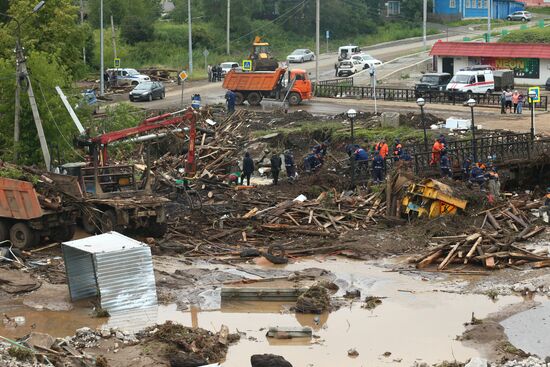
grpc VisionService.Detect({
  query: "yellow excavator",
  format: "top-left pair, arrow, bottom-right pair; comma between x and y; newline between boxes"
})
402,179 -> 467,219
249,36 -> 278,71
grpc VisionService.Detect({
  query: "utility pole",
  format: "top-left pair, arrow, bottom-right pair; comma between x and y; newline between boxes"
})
423,0 -> 427,50
80,0 -> 86,63
226,0 -> 230,55
14,43 -> 21,162
315,0 -> 320,82
188,0 -> 193,74
110,15 -> 117,59
487,0 -> 491,42
100,0 -> 104,96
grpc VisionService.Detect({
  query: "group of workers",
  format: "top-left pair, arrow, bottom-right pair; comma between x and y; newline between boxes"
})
227,150 -> 297,186
207,65 -> 224,82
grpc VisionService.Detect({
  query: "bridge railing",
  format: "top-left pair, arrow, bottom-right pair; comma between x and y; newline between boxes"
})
315,84 -> 548,111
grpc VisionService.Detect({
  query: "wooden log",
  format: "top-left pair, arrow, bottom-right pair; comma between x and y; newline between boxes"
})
486,211 -> 501,231
521,226 -> 545,240
438,242 -> 460,270
417,249 -> 444,269
485,256 -> 495,269
464,236 -> 483,264
531,259 -> 550,269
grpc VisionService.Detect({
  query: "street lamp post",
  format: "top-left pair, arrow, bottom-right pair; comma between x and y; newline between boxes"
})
528,90 -> 537,141
416,98 -> 428,152
466,98 -> 477,163
347,108 -> 357,188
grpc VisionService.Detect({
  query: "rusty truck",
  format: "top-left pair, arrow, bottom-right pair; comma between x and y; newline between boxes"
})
222,67 -> 312,106
0,177 -> 77,249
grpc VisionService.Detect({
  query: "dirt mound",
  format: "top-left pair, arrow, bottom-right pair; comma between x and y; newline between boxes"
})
295,284 -> 331,314
148,321 -> 239,365
399,112 -> 442,129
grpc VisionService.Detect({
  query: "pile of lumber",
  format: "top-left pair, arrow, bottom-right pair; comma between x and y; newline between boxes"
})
163,189 -> 387,257
417,201 -> 548,271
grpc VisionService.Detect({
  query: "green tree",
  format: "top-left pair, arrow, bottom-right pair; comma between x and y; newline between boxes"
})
121,15 -> 155,44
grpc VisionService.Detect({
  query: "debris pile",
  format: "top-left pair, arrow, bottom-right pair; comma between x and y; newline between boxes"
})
416,201 -> 549,271
295,284 -> 332,314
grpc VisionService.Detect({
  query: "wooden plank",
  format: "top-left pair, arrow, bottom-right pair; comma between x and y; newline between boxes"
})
531,259 -> 550,269
285,213 -> 301,226
521,226 -> 545,240
485,256 -> 495,269
308,210 -> 313,224
486,211 -> 501,231
438,242 -> 460,270
417,249 -> 444,269
464,236 -> 483,264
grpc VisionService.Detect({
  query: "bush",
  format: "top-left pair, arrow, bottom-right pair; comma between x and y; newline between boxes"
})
500,27 -> 550,43
121,16 -> 154,44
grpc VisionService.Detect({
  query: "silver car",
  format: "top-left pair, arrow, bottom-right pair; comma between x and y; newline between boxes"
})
507,11 -> 532,22
286,49 -> 315,63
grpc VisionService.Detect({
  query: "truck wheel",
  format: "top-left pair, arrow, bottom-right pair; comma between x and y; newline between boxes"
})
247,92 -> 262,106
235,92 -> 245,105
288,92 -> 302,106
51,224 -> 76,242
101,210 -> 119,233
9,222 -> 38,249
0,221 -> 9,242
82,212 -> 100,234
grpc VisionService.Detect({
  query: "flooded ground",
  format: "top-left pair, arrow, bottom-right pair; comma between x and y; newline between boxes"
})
2,257 -> 539,366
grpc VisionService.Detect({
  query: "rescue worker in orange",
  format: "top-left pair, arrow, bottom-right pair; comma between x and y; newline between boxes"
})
430,138 -> 444,165
539,187 -> 550,222
375,139 -> 389,159
392,139 -> 403,161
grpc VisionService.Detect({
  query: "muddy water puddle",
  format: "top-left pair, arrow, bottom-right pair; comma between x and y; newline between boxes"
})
0,258 -> 533,366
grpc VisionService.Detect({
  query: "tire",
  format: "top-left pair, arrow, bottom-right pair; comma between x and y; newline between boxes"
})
234,92 -> 245,105
148,94 -> 153,102
101,210 -> 118,233
0,221 -> 9,242
51,224 -> 76,242
486,89 -> 493,95
300,57 -> 304,63
247,92 -> 262,106
148,220 -> 167,238
521,17 -> 527,22
288,92 -> 302,106
161,92 -> 165,99
131,81 -> 139,86
82,211 -> 100,234
9,222 -> 38,249
507,17 -> 512,21
129,97 -> 134,102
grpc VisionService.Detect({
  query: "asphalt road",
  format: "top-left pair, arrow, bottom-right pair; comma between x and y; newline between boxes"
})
119,19 -> 547,112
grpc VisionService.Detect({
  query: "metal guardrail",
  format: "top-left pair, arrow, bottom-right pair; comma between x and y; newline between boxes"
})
315,84 -> 548,111
315,77 -> 354,87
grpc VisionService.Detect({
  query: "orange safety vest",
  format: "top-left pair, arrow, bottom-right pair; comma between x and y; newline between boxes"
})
376,143 -> 389,158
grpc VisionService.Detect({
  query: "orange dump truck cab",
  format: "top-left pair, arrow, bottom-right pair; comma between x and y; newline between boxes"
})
222,67 -> 312,106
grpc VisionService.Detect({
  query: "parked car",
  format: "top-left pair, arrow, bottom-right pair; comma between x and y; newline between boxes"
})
350,54 -> 383,69
338,45 -> 361,61
107,68 -> 150,86
415,73 -> 452,96
337,60 -> 361,77
287,49 -> 315,63
129,81 -> 165,102
507,11 -> 532,22
220,62 -> 240,76
546,77 -> 550,91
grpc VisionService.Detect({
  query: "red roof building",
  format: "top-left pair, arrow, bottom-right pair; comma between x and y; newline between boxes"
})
429,41 -> 550,84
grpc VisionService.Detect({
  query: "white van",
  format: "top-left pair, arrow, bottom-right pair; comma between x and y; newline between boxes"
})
446,70 -> 494,95
338,45 -> 361,61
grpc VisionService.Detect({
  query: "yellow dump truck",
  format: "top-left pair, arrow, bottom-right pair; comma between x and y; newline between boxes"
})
402,179 -> 467,219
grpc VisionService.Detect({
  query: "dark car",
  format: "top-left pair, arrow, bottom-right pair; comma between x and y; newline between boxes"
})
129,81 -> 165,102
415,73 -> 452,97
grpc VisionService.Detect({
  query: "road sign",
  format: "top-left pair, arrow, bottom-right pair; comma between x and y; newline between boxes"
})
326,30 -> 330,39
203,49 -> 209,57
242,60 -> 252,71
179,70 -> 188,81
529,86 -> 540,103
114,58 -> 120,68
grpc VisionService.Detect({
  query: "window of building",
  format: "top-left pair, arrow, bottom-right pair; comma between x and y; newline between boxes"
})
387,1 -> 400,16
471,0 -> 476,8
449,0 -> 456,8
466,0 -> 471,8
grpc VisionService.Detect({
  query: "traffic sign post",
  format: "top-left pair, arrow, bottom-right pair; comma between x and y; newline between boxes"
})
203,49 -> 209,76
180,70 -> 188,108
528,86 -> 540,140
114,58 -> 120,68
528,86 -> 540,103
326,30 -> 330,52
242,60 -> 252,71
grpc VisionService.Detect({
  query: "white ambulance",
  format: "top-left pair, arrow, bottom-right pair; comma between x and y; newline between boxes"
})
446,69 -> 495,95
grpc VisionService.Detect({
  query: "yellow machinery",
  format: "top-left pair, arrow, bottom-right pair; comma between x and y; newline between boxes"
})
402,179 -> 467,218
250,36 -> 278,71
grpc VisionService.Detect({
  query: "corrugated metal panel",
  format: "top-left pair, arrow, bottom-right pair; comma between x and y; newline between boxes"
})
95,246 -> 157,312
62,246 -> 97,301
62,232 -> 157,313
